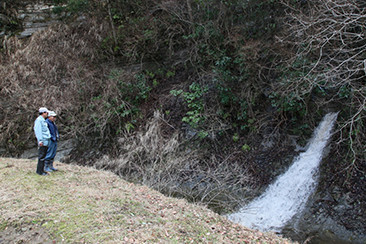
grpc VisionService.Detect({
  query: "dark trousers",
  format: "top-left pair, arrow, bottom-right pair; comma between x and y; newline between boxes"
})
36,146 -> 48,175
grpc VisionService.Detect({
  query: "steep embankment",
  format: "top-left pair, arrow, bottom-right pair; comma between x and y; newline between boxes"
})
1,0 -> 365,242
0,157 -> 293,243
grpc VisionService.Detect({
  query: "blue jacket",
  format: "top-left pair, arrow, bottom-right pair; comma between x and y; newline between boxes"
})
46,118 -> 59,142
34,115 -> 51,146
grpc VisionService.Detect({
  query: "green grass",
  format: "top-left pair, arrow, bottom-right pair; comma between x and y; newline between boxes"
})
0,157 -> 294,243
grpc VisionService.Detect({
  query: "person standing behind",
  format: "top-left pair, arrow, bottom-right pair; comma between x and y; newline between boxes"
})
33,107 -> 51,175
44,111 -> 59,172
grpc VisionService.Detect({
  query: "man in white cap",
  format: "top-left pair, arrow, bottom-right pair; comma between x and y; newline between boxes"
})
44,111 -> 59,172
33,107 -> 51,175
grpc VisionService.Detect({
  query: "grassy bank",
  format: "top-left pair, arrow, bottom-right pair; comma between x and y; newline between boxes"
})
0,157 -> 293,243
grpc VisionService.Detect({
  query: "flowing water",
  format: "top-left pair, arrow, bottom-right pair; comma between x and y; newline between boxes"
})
228,112 -> 339,232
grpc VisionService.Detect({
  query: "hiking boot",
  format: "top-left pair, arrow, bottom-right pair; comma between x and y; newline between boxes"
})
44,166 -> 52,172
50,162 -> 58,171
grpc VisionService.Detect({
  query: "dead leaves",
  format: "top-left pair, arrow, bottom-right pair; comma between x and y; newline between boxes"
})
0,158 -> 295,243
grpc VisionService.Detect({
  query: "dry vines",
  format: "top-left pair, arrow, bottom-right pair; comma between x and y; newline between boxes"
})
0,18 -> 109,153
278,0 -> 366,171
95,111 -> 253,211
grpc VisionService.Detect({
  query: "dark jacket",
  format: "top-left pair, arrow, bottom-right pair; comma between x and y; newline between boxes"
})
45,118 -> 59,142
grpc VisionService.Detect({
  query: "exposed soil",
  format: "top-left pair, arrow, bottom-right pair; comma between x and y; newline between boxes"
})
0,225 -> 54,244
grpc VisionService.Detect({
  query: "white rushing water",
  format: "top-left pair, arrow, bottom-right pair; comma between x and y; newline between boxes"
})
228,112 -> 339,232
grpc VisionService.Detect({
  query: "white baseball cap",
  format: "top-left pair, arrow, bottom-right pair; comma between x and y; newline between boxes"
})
48,111 -> 57,117
39,107 -> 49,113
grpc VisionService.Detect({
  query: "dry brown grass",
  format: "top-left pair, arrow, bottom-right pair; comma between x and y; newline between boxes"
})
0,17 -> 109,153
0,157 -> 294,243
94,111 -> 254,212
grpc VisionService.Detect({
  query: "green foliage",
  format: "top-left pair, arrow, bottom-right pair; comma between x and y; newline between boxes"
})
107,71 -> 151,117
130,73 -> 152,103
216,83 -> 251,131
52,0 -> 67,3
197,130 -> 209,139
87,69 -> 153,136
52,6 -> 65,15
67,0 -> 89,12
125,122 -> 135,134
52,0 -> 90,14
269,55 -> 311,129
232,133 -> 239,142
171,82 -> 208,129
0,2 -> 21,34
269,91 -> 312,137
241,144 -> 251,152
269,92 -> 306,116
166,70 -> 175,78
338,85 -> 351,99
100,1 -> 164,61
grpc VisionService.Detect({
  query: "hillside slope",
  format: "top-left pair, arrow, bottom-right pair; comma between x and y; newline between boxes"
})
0,158 -> 293,243
1,0 -> 364,242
